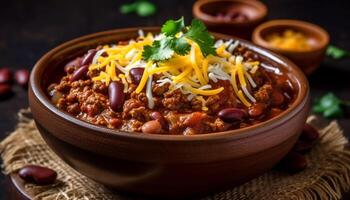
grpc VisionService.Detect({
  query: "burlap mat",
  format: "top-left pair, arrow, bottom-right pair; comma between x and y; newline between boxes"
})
1,109 -> 350,200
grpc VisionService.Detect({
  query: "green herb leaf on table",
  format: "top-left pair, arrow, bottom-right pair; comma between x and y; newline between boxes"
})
142,17 -> 216,62
312,92 -> 349,118
326,45 -> 349,59
120,0 -> 156,17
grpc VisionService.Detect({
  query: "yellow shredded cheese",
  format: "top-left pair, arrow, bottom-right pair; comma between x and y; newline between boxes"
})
196,96 -> 208,111
87,32 -> 262,108
135,61 -> 152,93
187,86 -> 224,96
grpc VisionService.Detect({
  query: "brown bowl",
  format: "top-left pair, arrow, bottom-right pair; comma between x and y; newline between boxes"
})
28,27 -> 309,198
193,0 -> 268,40
252,19 -> 330,75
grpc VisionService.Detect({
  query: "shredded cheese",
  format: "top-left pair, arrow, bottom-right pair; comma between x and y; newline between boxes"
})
87,31 -> 260,108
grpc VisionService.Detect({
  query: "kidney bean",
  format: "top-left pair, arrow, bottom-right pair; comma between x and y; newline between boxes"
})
150,111 -> 167,128
218,108 -> 246,123
0,68 -> 12,83
18,165 -> 57,185
64,57 -> 82,73
248,103 -> 265,118
142,120 -> 162,134
280,152 -> 307,172
0,84 -> 11,96
70,65 -> 88,82
108,81 -> 125,112
271,90 -> 284,106
300,124 -> 319,143
293,141 -> 313,154
130,68 -> 144,84
81,49 -> 97,66
15,69 -> 30,87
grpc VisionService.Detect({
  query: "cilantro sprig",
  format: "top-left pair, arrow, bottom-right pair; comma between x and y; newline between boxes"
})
142,17 -> 216,62
313,92 -> 350,118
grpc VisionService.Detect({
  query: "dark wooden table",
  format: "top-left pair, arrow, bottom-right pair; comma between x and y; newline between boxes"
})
1,0 -> 350,199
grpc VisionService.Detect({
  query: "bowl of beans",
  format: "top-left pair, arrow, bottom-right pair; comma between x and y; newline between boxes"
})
193,0 -> 268,40
252,19 -> 330,75
29,22 -> 309,197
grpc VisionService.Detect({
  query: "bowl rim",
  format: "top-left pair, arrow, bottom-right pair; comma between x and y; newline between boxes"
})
252,19 -> 330,54
193,0 -> 268,25
30,27 -> 309,142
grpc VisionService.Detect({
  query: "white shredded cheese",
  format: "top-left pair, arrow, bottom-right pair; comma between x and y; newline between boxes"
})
214,40 -> 224,48
228,40 -> 239,53
146,75 -> 154,109
138,29 -> 145,38
92,49 -> 106,65
242,86 -> 256,103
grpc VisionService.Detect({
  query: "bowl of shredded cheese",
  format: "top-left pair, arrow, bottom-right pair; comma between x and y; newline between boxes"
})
252,19 -> 329,75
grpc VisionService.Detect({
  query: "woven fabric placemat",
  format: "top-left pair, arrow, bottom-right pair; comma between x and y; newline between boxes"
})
1,109 -> 350,200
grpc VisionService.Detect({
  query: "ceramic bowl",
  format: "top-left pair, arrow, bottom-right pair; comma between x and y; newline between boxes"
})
252,19 -> 330,75
29,27 -> 309,198
193,0 -> 268,40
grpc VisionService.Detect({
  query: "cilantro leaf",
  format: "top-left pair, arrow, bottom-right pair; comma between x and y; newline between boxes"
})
142,38 -> 174,61
326,45 -> 349,59
142,17 -> 216,61
172,37 -> 191,55
161,17 -> 185,37
185,19 -> 216,56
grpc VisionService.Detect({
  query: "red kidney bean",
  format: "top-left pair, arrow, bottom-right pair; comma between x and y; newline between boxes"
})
15,69 -> 30,87
300,124 -> 319,143
142,120 -> 162,134
280,152 -> 307,172
81,49 -> 97,66
0,68 -> 12,83
150,111 -> 167,128
271,90 -> 284,106
248,103 -> 265,118
64,57 -> 82,73
293,141 -> 313,154
0,84 -> 11,96
130,68 -> 144,84
18,165 -> 57,185
70,65 -> 88,82
218,108 -> 246,123
108,81 -> 125,112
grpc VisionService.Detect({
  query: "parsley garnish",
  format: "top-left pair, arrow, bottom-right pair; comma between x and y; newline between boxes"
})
313,92 -> 350,118
326,45 -> 349,60
142,17 -> 216,62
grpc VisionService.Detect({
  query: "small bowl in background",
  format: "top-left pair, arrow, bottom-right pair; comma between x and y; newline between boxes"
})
193,0 -> 268,40
252,19 -> 329,75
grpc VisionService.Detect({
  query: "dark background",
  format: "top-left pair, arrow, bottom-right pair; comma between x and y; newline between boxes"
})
1,0 -> 350,199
